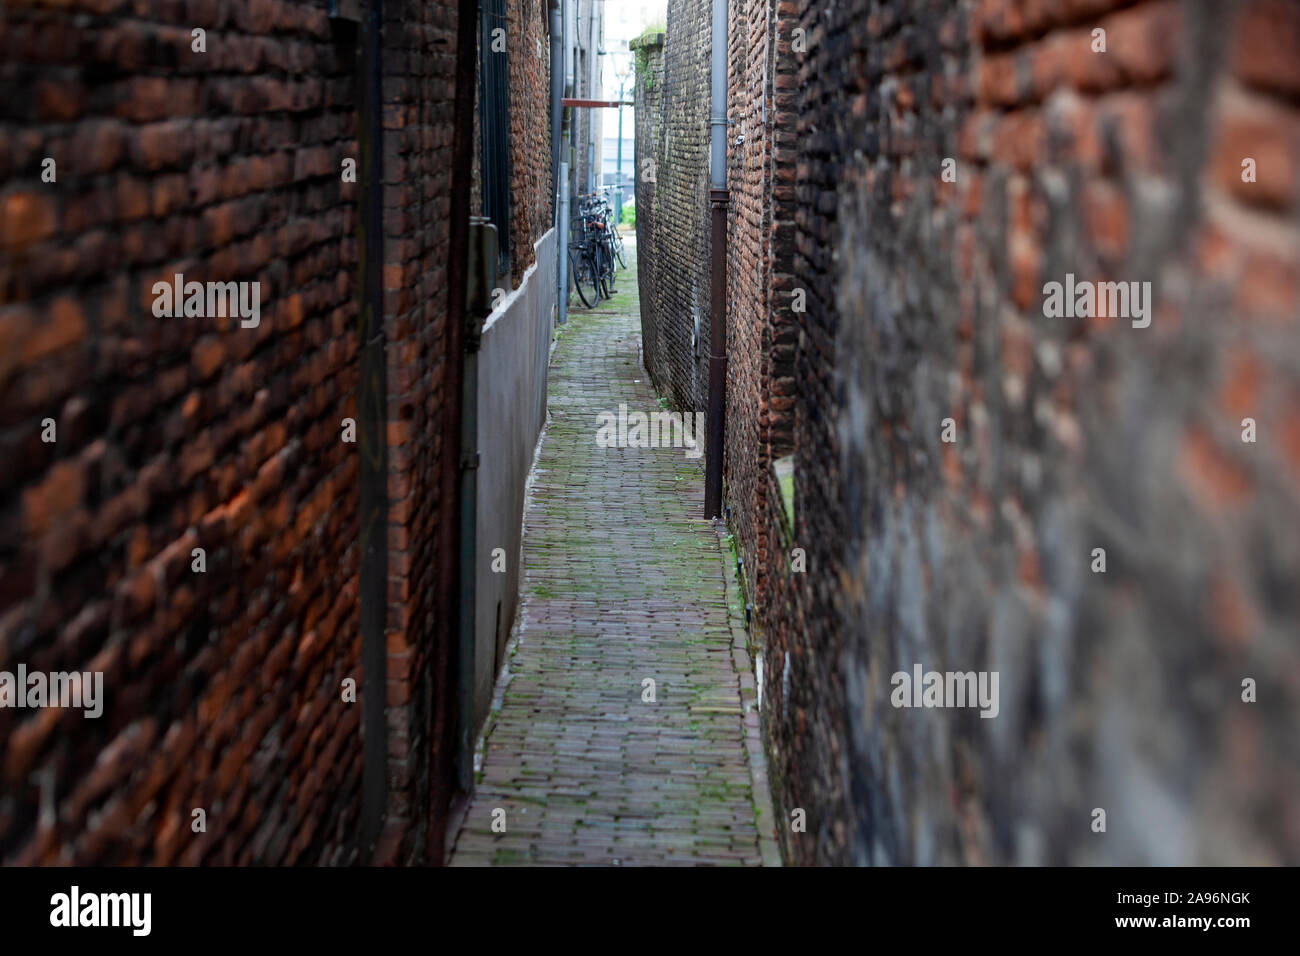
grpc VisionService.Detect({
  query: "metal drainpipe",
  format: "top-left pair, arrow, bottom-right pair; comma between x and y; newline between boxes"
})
558,161 -> 570,324
559,0 -> 575,324
550,1 -> 564,322
587,0 -> 597,193
704,0 -> 729,519
565,0 -> 574,200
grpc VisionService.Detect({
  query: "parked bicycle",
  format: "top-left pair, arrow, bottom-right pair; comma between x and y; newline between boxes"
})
566,188 -> 627,309
568,226 -> 605,309
596,187 -> 627,269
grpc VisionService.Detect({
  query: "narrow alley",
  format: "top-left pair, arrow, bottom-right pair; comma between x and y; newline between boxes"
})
452,242 -> 778,865
2,0 -> 1299,888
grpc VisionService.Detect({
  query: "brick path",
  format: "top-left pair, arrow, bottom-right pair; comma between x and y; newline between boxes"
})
449,239 -> 780,866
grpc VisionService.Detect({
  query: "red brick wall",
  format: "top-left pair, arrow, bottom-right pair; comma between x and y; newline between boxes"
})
0,0 -> 366,865
723,0 -> 800,623
506,0 -> 554,287
472,0 -> 553,289
0,0 -> 501,866
376,0 -> 469,865
724,0 -> 771,606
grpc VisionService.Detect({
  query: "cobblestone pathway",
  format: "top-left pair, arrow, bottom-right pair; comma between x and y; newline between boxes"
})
449,240 -> 780,866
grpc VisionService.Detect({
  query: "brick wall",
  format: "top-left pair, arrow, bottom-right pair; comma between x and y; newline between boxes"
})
472,0 -> 553,289
632,32 -> 665,380
567,0 -> 603,202
647,0 -> 1300,865
635,0 -> 712,415
0,0 -> 368,865
0,0 -> 513,866
807,0 -> 1299,867
722,0 -> 800,623
506,0 -> 553,288
375,0 -> 469,865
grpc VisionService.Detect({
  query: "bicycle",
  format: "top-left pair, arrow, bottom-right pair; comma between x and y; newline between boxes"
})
568,232 -> 602,308
576,192 -> 617,295
597,187 -> 627,269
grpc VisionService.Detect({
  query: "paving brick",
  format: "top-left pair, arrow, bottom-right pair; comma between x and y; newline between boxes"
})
450,243 -> 778,867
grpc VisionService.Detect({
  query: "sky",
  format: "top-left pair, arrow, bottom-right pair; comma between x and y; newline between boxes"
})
601,0 -> 668,98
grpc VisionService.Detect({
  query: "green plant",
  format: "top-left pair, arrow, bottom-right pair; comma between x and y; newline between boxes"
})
632,22 -> 665,91
620,202 -> 636,227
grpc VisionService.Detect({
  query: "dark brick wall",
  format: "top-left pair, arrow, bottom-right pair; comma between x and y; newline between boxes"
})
375,0 -> 466,866
646,0 -> 1300,865
809,0 -> 1299,868
0,0 -> 368,866
0,0 -> 554,867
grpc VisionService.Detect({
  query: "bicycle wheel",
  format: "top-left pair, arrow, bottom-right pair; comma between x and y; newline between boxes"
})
570,247 -> 596,308
611,230 -> 627,269
586,250 -> 605,303
595,242 -> 614,299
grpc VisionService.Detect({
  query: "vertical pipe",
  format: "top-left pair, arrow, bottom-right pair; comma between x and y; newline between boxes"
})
704,0 -> 729,518
615,86 -> 624,220
587,0 -> 598,193
709,0 -> 727,191
357,0 -> 389,859
558,161 -> 570,325
563,0 -> 575,254
550,2 -> 563,224
550,1 -> 564,324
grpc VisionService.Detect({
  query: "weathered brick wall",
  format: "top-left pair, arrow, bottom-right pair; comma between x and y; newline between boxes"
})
635,0 -> 712,414
376,0 -> 467,866
0,0 -> 501,867
0,0 -> 367,865
722,0 -> 800,622
632,33 -> 665,378
472,0 -> 553,288
647,0 -> 1300,866
506,0 -> 553,287
776,0 -> 1300,865
724,0 -> 770,602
